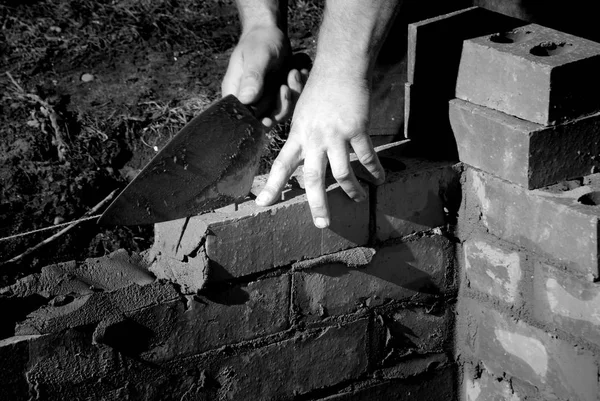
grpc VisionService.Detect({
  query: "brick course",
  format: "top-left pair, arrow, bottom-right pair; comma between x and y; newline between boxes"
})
450,98 -> 600,189
456,24 -> 600,125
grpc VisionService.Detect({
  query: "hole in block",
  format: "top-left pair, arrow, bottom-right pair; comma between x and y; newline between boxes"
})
530,41 -> 573,57
489,28 -> 532,44
578,192 -> 600,206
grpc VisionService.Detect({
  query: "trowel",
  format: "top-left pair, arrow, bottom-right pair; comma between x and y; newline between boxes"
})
98,54 -> 311,226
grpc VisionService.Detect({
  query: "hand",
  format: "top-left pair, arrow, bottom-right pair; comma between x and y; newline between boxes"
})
255,67 -> 386,228
221,25 -> 305,128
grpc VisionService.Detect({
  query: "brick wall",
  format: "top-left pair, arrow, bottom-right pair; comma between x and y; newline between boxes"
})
453,20 -> 600,401
0,144 -> 462,400
2,9 -> 600,401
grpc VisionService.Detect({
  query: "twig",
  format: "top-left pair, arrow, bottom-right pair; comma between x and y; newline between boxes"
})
6,71 -> 69,161
0,189 -> 118,267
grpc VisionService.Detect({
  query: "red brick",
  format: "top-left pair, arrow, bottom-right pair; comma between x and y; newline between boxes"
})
130,275 -> 290,361
533,261 -> 600,347
405,6 -> 524,149
457,298 -> 598,401
317,367 -> 456,401
462,363 -> 541,401
214,319 -> 370,400
464,168 -> 600,279
376,159 -> 459,241
450,98 -> 600,189
293,236 -> 453,321
148,251 -> 208,294
456,24 -> 600,125
463,237 -> 524,305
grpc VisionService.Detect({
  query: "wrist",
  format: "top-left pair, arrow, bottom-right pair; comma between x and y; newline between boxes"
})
237,1 -> 287,34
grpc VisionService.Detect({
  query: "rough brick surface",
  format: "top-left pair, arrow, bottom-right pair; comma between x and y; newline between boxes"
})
462,363 -> 541,401
16,282 -> 179,335
0,335 -> 41,401
533,261 -> 600,347
456,24 -> 600,125
5,249 -> 153,299
134,275 -> 291,361
293,235 -> 453,321
450,98 -> 600,189
376,159 -> 460,241
458,298 -> 598,401
148,251 -> 208,294
215,319 -> 370,400
317,367 -> 456,401
463,237 -> 524,305
463,167 -> 600,279
206,182 -> 369,278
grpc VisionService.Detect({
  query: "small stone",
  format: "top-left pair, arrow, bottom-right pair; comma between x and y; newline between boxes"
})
81,73 -> 94,82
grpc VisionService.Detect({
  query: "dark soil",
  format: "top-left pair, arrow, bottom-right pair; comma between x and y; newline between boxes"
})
0,0 -> 321,284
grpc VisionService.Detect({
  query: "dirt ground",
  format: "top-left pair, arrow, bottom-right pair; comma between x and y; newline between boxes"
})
0,0 -> 321,284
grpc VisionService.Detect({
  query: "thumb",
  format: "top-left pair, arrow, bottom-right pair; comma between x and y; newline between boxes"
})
238,69 -> 264,104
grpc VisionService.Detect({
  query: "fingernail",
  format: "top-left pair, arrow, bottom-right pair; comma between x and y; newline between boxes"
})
256,192 -> 269,205
314,217 -> 328,229
239,87 -> 257,103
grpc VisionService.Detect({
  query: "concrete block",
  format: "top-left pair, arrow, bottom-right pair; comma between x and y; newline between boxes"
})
293,236 -> 453,321
458,298 -> 598,401
456,24 -> 600,125
464,167 -> 600,279
214,319 -> 370,400
376,159 -> 460,242
450,98 -> 600,189
533,261 -> 600,347
464,238 -> 524,305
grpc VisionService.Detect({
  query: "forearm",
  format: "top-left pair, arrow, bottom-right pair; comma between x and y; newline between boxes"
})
234,0 -> 288,32
314,0 -> 401,78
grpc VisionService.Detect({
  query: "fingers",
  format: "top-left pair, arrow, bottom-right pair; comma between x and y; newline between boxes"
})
327,145 -> 367,202
221,52 -> 243,97
350,134 -> 386,185
263,68 -> 307,128
256,140 -> 302,206
303,150 -> 330,228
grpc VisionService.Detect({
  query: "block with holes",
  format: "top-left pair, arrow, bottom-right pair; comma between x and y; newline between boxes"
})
456,24 -> 600,126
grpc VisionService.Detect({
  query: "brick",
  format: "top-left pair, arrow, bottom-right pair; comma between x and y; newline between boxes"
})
148,251 -> 208,294
405,6 -> 523,154
214,319 -> 370,400
293,236 -> 453,321
388,308 -> 450,353
463,238 -> 524,305
136,275 -> 290,361
462,363 -> 540,401
464,168 -> 600,279
317,367 -> 456,401
376,159 -> 459,242
6,249 -> 154,299
0,335 -> 42,401
458,298 -> 598,401
450,98 -> 600,189
16,282 -> 180,335
456,24 -> 600,125
533,261 -> 600,347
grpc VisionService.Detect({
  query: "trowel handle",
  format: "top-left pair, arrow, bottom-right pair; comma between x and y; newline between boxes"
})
248,52 -> 312,119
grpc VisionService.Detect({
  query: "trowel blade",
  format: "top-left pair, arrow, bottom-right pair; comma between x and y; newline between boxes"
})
98,95 -> 265,225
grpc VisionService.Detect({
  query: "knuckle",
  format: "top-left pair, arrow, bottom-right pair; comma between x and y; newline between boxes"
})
358,151 -> 378,167
333,168 -> 353,183
303,168 -> 322,185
